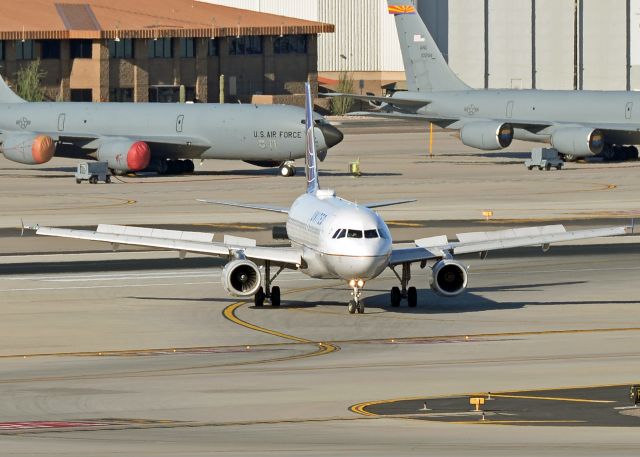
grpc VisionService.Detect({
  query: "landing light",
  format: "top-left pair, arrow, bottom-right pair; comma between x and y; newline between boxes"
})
357,279 -> 365,288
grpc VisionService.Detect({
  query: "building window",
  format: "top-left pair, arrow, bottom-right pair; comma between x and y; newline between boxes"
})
148,38 -> 173,58
40,40 -> 61,59
149,85 -> 195,103
0,41 -> 4,60
229,36 -> 262,55
274,35 -> 308,54
179,38 -> 195,58
70,40 -> 92,59
70,89 -> 93,102
109,39 -> 134,59
208,39 -> 219,56
109,88 -> 134,102
16,40 -> 35,60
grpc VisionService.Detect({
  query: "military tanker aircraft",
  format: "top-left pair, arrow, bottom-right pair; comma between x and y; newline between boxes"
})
0,76 -> 343,176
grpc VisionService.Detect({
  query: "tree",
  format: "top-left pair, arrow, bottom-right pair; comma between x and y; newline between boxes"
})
15,59 -> 46,102
330,71 -> 355,116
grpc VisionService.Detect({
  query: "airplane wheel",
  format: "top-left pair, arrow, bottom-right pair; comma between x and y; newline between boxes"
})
280,165 -> 295,177
390,287 -> 401,307
357,301 -> 365,314
348,300 -> 357,314
407,287 -> 418,308
185,160 -> 195,173
270,286 -> 281,307
254,287 -> 265,307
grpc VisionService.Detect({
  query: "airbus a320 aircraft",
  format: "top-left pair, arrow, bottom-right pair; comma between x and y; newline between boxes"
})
26,83 -> 630,314
335,0 -> 640,162
0,76 -> 343,177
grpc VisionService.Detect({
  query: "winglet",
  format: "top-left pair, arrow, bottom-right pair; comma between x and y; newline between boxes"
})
304,82 -> 320,194
20,219 -> 39,236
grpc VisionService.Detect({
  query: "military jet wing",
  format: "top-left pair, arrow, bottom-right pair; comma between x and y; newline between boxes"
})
323,92 -> 431,109
389,224 -> 631,266
26,223 -> 302,267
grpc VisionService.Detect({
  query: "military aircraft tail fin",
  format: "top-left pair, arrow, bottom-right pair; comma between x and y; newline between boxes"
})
389,0 -> 470,92
0,74 -> 26,103
304,82 -> 320,194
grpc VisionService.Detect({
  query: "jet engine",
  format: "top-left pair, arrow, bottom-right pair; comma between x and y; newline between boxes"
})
551,127 -> 604,158
430,260 -> 468,297
460,121 -> 514,150
221,259 -> 262,297
1,133 -> 55,165
96,139 -> 151,172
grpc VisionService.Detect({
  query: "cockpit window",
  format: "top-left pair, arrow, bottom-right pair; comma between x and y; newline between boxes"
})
377,226 -> 390,240
347,230 -> 363,239
337,229 -> 346,239
364,229 -> 379,239
332,229 -> 341,239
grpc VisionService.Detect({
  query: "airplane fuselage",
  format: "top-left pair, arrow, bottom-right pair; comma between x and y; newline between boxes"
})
0,102 -> 328,161
286,192 -> 392,281
394,88 -> 640,145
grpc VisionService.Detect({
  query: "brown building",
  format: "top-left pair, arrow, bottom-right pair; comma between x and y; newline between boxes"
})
0,0 -> 333,103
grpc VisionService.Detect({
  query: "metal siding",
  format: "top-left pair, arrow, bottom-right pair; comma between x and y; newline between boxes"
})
380,0 -> 405,71
448,0 -> 485,88
583,0 -> 626,90
488,0 -> 532,89
534,0 -> 574,90
318,0 -> 381,72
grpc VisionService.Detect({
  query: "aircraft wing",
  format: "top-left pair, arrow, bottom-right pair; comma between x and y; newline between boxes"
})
27,224 -> 302,266
389,224 -> 630,266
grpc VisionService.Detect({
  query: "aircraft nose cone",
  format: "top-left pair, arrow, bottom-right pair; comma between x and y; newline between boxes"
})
318,123 -> 344,149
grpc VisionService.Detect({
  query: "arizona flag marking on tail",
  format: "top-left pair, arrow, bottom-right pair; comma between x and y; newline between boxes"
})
388,4 -> 416,15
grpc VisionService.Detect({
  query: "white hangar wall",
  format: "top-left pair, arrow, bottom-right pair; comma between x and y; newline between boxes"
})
201,0 -> 637,92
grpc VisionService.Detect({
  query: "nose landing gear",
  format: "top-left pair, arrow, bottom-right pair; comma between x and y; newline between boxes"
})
348,279 -> 365,314
390,263 -> 418,308
279,161 -> 296,177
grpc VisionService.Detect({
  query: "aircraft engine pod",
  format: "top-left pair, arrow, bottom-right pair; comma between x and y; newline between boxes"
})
430,260 -> 468,297
96,140 -> 151,172
221,259 -> 262,297
459,121 -> 514,150
1,133 -> 55,165
551,127 -> 605,157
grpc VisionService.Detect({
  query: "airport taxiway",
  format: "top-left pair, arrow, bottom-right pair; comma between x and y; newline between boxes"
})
1,118 -> 640,455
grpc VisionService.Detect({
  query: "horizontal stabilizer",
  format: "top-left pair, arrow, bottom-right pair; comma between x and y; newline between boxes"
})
364,199 -> 417,209
322,92 -> 430,108
97,224 -> 214,243
197,199 -> 289,214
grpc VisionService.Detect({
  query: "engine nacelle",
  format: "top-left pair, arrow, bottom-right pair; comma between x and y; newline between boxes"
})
551,127 -> 604,157
460,121 -> 514,150
96,139 -> 151,172
430,260 -> 468,297
1,133 -> 55,165
221,259 -> 262,297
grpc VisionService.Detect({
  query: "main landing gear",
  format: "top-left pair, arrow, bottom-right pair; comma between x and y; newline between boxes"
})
279,161 -> 296,177
254,261 -> 284,307
390,263 -> 418,308
348,279 -> 366,314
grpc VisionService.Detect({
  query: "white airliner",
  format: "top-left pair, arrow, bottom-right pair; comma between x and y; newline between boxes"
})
26,84 -> 631,314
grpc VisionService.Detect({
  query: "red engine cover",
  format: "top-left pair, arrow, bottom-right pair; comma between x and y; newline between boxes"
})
126,141 -> 151,171
32,135 -> 55,164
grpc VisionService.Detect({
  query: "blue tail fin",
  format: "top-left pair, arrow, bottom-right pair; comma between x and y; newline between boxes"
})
304,82 -> 319,194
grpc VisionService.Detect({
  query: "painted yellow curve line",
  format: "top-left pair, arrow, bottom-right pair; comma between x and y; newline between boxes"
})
222,297 -> 340,359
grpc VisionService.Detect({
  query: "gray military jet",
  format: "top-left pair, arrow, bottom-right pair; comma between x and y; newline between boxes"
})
0,76 -> 343,176
336,0 -> 639,162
